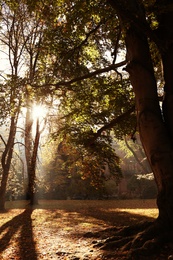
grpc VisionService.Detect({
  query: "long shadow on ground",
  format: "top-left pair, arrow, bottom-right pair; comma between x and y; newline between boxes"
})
0,208 -> 37,260
78,207 -> 156,226
2,200 -> 159,260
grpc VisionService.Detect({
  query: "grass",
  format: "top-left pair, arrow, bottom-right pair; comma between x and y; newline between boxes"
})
0,199 -> 158,259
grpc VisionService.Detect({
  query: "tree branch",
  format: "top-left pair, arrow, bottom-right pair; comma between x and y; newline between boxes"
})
124,135 -> 149,173
88,105 -> 135,145
53,60 -> 127,89
0,134 -> 7,147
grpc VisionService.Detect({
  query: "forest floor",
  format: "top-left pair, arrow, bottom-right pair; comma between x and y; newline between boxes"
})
0,199 -> 171,260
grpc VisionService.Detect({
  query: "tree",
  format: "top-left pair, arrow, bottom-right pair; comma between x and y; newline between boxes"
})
21,7 -> 46,205
0,113 -> 18,209
103,0 -> 173,256
0,0 -> 51,207
40,1 -> 134,186
1,0 -> 172,255
33,0 -> 173,256
0,2 -> 26,209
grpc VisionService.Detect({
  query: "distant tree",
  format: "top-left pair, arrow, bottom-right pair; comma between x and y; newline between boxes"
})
21,6 -> 46,205
41,136 -> 118,199
0,2 -> 26,209
124,135 -> 151,174
0,0 -> 50,207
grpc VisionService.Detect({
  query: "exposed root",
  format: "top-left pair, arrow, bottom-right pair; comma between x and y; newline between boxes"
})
85,221 -> 173,259
100,236 -> 133,250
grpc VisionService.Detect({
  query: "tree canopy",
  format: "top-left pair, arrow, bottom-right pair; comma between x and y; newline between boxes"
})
0,0 -> 165,196
1,0 -> 173,258
0,0 -> 136,195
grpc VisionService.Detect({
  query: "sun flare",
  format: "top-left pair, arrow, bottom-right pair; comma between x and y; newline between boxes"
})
32,104 -> 47,120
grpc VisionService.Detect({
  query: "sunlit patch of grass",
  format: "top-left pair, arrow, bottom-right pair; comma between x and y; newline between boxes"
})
117,208 -> 158,218
80,222 -> 95,227
63,227 -> 73,231
103,208 -> 158,218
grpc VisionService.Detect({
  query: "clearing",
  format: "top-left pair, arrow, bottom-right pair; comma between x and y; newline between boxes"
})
0,199 -> 164,259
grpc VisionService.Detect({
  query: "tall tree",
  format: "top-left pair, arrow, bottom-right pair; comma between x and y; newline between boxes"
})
0,2 -> 26,209
104,0 -> 173,256
33,0 -> 173,256
22,7 -> 45,205
39,0 -> 134,185
0,0 -> 49,206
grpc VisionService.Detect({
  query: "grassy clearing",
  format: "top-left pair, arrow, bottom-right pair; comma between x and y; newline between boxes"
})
0,199 -> 158,260
5,198 -> 158,210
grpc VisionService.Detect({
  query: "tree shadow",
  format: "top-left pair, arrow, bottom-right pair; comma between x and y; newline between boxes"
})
78,207 -> 156,226
68,207 -> 163,260
66,208 -> 156,241
0,208 -> 37,259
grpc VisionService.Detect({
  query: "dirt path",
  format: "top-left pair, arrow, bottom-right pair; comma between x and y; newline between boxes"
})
0,200 -> 158,260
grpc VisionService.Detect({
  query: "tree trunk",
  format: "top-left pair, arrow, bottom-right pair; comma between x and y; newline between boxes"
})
25,96 -> 39,205
0,168 -> 9,210
25,97 -> 33,196
124,136 -> 149,174
0,117 -> 16,210
109,0 -> 173,229
125,34 -> 173,228
25,107 -> 33,172
28,118 -> 41,205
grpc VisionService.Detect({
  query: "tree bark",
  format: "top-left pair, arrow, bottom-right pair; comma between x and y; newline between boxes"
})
109,0 -> 173,229
28,118 -> 40,205
156,0 -> 173,139
0,116 -> 17,210
25,96 -> 40,205
24,97 -> 33,200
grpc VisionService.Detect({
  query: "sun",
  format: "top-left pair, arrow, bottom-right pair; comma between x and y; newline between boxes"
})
31,103 -> 48,136
32,104 -> 47,120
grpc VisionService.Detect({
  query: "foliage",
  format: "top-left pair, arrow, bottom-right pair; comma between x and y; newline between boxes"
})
0,0 -> 160,201
41,136 -> 121,198
1,0 -> 173,258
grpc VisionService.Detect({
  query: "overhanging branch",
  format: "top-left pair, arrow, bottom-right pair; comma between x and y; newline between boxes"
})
34,60 -> 127,90
54,60 -> 127,89
88,105 -> 135,145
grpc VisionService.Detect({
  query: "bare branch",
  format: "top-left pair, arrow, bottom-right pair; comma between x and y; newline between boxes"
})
0,134 -> 7,146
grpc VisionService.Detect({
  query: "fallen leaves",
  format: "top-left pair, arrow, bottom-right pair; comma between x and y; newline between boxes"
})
0,199 -> 158,259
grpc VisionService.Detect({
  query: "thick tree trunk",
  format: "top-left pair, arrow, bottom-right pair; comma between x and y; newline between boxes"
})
109,0 -> 173,229
157,0 -> 173,139
125,52 -> 173,228
155,0 -> 173,228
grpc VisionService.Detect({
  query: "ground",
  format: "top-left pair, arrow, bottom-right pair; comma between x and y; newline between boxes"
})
0,199 -> 172,259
